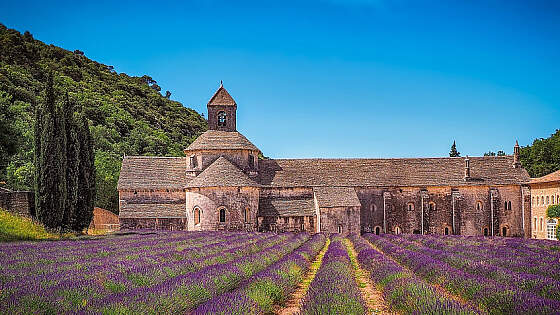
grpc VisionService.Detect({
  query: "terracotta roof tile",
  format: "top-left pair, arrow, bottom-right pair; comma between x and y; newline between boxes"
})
313,187 -> 361,207
258,196 -> 315,217
257,156 -> 530,187
117,156 -> 186,190
185,156 -> 258,188
185,130 -> 259,151
208,86 -> 236,106
530,170 -> 560,184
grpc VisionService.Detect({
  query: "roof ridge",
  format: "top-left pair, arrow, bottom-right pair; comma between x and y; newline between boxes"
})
208,85 -> 236,106
124,156 -> 185,159
266,156 -> 513,162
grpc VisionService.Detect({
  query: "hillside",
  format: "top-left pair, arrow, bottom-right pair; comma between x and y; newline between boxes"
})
520,129 -> 560,178
0,208 -> 56,241
0,23 -> 207,211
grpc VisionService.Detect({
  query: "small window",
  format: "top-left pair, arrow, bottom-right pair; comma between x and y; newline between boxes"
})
394,226 -> 401,234
476,201 -> 483,211
540,217 -> 544,231
504,201 -> 508,210
375,226 -> 381,235
194,207 -> 201,225
532,197 -> 535,205
483,228 -> 489,236
407,202 -> 414,211
248,155 -> 254,169
502,226 -> 508,237
244,207 -> 249,223
428,202 -> 436,211
338,225 -> 343,234
534,217 -> 537,230
508,201 -> 512,210
546,196 -> 549,205
219,208 -> 226,223
444,227 -> 449,235
217,111 -> 227,127
190,155 -> 197,168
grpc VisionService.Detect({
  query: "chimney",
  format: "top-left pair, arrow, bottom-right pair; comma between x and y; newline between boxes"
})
513,140 -> 521,168
464,156 -> 470,180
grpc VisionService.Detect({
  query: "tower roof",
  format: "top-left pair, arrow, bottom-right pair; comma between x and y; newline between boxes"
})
186,156 -> 258,188
185,130 -> 259,152
208,84 -> 236,106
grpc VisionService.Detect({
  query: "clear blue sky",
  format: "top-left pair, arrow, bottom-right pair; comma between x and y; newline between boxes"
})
1,0 -> 559,158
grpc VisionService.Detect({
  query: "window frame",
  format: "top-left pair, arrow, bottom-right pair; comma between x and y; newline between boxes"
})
218,207 -> 226,223
217,111 -> 227,127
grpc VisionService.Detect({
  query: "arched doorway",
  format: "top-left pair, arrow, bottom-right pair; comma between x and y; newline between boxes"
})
374,226 -> 381,235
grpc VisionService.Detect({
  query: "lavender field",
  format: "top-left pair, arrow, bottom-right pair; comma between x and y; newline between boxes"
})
1,231 -> 559,314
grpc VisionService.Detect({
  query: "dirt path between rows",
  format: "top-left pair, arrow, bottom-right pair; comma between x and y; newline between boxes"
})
343,238 -> 397,315
275,238 -> 331,315
363,237 -> 485,314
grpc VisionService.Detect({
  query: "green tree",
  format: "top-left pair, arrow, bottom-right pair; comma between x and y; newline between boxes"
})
449,140 -> 460,157
35,73 -> 66,230
63,93 -> 79,229
547,205 -> 560,218
74,111 -> 95,231
0,91 -> 19,178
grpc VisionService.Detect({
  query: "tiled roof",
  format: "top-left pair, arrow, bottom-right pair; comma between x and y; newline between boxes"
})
208,86 -> 236,106
119,203 -> 186,218
530,170 -> 560,184
258,196 -> 315,217
257,156 -> 530,188
314,187 -> 361,207
186,157 -> 258,188
185,130 -> 259,151
117,156 -> 186,190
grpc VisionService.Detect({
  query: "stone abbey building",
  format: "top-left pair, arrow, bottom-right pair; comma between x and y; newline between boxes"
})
118,85 -> 532,237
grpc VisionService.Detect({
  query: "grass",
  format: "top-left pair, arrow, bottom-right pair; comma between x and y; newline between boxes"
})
0,208 -> 58,242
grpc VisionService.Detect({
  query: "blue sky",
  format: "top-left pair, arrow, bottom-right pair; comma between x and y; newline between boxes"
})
1,0 -> 559,158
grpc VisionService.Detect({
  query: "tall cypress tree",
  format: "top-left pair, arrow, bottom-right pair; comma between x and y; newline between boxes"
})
74,112 -> 95,231
35,73 -> 66,229
63,93 -> 79,229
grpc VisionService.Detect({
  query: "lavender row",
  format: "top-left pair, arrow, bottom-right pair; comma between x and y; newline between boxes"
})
0,232 -> 278,313
384,234 -> 560,301
364,234 -> 560,314
91,233 -> 310,314
193,233 -> 327,314
402,234 -> 560,280
349,234 -> 478,315
301,235 -> 366,315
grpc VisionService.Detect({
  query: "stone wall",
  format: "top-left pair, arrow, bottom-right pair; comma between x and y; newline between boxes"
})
258,215 -> 315,233
187,149 -> 259,175
356,184 -> 526,237
120,218 -> 187,230
319,206 -> 361,235
0,190 -> 34,217
185,186 -> 259,231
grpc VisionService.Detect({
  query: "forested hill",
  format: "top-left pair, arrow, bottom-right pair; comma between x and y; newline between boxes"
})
0,23 -> 207,212
520,129 -> 560,178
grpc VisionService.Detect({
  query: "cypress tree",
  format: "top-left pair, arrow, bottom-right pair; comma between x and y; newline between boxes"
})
35,73 -> 66,229
73,112 -> 95,231
63,93 -> 79,229
449,140 -> 461,157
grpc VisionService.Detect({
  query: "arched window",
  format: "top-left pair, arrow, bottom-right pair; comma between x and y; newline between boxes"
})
540,217 -> 544,231
504,201 -> 507,210
557,195 -> 560,204
219,207 -> 226,223
502,226 -> 508,237
546,196 -> 549,205
244,207 -> 249,223
190,155 -> 197,168
394,226 -> 401,234
508,201 -> 512,210
407,202 -> 414,211
444,227 -> 449,235
534,217 -> 537,230
428,202 -> 436,211
193,207 -> 201,225
483,227 -> 489,236
338,225 -> 343,234
532,197 -> 535,205
547,219 -> 558,240
476,201 -> 483,211
217,111 -> 227,127
374,226 -> 381,235
371,204 -> 376,213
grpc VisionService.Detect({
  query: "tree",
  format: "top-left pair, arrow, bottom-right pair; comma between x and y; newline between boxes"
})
35,73 -> 66,230
547,205 -> 560,218
0,92 -> 19,175
165,91 -> 171,99
497,150 -> 506,156
449,141 -> 460,157
484,151 -> 496,157
63,93 -> 79,229
74,111 -> 95,231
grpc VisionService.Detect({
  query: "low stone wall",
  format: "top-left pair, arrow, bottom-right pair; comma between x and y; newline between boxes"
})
0,190 -> 35,217
120,218 -> 187,231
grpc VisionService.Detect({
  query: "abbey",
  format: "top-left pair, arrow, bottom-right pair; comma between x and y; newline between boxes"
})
118,85 -> 532,237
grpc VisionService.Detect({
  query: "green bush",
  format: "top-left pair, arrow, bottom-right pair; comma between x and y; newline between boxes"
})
547,205 -> 560,219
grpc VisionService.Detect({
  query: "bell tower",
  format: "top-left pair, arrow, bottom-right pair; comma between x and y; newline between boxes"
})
207,81 -> 237,131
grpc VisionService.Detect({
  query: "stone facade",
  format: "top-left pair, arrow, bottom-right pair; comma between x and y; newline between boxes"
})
117,84 -> 533,237
529,170 -> 560,240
